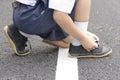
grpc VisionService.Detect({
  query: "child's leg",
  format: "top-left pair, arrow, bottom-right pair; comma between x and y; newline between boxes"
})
75,0 -> 91,22
43,35 -> 72,48
72,0 -> 91,46
20,30 -> 72,48
72,0 -> 99,46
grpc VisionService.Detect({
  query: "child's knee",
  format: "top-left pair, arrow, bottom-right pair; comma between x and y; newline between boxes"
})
62,36 -> 73,44
60,43 -> 70,48
54,41 -> 70,48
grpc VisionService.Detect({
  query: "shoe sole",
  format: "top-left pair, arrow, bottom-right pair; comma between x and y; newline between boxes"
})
4,26 -> 30,56
69,49 -> 112,58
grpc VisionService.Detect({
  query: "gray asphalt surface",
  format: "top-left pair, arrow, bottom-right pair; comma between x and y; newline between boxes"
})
0,0 -> 120,80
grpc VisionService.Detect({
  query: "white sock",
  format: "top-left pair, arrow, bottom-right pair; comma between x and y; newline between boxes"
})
19,31 -> 43,41
72,21 -> 88,46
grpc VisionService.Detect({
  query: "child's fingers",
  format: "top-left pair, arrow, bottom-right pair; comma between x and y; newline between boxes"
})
82,41 -> 99,52
88,32 -> 99,42
93,34 -> 99,41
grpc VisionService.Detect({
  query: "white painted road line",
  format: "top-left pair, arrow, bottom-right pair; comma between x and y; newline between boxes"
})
55,48 -> 79,80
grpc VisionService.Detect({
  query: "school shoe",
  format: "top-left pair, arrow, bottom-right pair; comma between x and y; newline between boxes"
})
4,24 -> 31,56
69,44 -> 112,58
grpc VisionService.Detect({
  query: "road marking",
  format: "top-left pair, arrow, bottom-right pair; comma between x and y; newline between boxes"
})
55,48 -> 78,80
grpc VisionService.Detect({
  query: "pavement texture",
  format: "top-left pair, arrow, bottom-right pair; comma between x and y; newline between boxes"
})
0,0 -> 120,80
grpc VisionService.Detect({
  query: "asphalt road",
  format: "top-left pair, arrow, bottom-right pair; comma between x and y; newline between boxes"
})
0,0 -> 120,80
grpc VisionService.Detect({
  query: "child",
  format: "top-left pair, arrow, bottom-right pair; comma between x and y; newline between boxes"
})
4,0 -> 112,57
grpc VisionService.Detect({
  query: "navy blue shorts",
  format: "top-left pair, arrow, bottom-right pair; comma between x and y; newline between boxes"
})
13,0 -> 75,41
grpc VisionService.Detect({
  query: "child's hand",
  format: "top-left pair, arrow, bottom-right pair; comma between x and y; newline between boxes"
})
80,34 -> 98,52
87,31 -> 99,42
